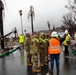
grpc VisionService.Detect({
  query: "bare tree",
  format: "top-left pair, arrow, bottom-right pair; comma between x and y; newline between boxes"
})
62,12 -> 76,34
60,25 -> 65,30
62,13 -> 74,27
65,0 -> 76,14
61,0 -> 76,34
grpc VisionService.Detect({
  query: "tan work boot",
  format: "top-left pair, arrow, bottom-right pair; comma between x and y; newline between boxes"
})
40,64 -> 44,67
27,63 -> 32,67
48,57 -> 51,61
32,69 -> 41,73
45,60 -> 48,62
44,62 -> 48,65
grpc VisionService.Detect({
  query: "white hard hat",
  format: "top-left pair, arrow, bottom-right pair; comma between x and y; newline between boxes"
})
65,29 -> 68,34
51,31 -> 58,37
20,33 -> 22,35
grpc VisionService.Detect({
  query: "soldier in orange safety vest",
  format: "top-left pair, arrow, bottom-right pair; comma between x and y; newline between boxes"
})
48,31 -> 61,74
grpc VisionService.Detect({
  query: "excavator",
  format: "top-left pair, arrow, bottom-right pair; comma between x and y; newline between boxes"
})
0,27 -> 19,51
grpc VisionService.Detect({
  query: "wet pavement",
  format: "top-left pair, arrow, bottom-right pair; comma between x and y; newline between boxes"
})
0,45 -> 76,75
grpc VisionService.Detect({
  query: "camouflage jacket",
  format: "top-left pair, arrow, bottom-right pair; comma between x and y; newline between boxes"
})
30,37 -> 40,54
24,37 -> 30,51
39,38 -> 46,49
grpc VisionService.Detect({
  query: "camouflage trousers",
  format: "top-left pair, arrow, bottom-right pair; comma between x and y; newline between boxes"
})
45,48 -> 48,62
26,51 -> 32,64
32,54 -> 39,70
40,49 -> 45,65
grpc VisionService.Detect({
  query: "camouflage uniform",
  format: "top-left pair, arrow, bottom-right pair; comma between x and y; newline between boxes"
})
24,33 -> 32,66
39,32 -> 46,66
45,34 -> 49,64
30,32 -> 41,72
47,32 -> 51,61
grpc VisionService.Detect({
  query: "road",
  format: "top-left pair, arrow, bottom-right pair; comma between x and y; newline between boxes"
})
0,45 -> 76,75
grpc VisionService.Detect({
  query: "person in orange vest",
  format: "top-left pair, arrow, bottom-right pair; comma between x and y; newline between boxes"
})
48,31 -> 61,74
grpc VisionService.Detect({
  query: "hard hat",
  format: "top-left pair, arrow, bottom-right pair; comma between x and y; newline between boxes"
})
65,29 -> 68,34
20,33 -> 22,35
51,31 -> 58,37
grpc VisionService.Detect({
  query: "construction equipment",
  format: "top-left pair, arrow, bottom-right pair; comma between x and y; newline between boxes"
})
0,27 -> 19,50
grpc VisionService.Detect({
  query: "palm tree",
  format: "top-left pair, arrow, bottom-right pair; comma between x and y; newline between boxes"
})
28,5 -> 35,35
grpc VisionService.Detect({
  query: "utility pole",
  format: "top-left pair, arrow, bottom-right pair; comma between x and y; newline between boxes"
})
0,0 -> 4,50
28,5 -> 35,35
24,29 -> 26,36
47,21 -> 50,31
19,10 -> 23,34
14,27 -> 17,39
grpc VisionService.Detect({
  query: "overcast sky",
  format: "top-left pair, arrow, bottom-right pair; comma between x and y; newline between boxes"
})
2,0 -> 69,35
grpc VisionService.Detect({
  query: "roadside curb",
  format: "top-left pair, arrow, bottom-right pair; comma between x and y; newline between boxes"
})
0,46 -> 19,58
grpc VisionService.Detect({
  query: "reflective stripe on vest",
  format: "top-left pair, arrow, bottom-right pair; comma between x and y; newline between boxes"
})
62,35 -> 70,46
50,44 -> 60,50
40,38 -> 46,43
34,38 -> 39,42
48,38 -> 61,54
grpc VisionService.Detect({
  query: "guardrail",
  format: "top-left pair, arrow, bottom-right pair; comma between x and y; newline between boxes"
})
0,46 -> 19,58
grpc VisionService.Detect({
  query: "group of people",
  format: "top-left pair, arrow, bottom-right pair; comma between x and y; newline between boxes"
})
19,29 -> 71,74
24,32 -> 50,72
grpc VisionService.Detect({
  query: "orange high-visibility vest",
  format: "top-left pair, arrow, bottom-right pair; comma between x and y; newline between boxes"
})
48,38 -> 61,54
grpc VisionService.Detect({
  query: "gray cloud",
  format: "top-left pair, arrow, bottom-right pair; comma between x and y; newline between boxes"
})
3,0 -> 69,35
